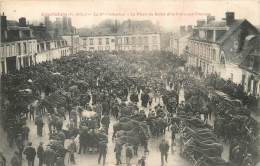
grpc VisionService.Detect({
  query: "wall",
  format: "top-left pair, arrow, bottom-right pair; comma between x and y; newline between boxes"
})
62,34 -> 80,54
36,46 -> 70,63
80,35 -> 116,52
79,33 -> 160,52
0,39 -> 37,73
116,33 -> 160,51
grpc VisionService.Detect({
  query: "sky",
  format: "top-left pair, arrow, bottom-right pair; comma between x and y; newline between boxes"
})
1,0 -> 260,31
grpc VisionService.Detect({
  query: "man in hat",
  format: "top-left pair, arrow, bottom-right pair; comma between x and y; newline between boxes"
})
22,125 -> 30,141
101,114 -> 110,134
23,142 -> 36,166
114,143 -> 122,165
44,146 -> 56,166
159,139 -> 169,166
47,113 -> 53,134
138,156 -> 146,166
68,138 -> 77,164
125,144 -> 133,166
35,116 -> 44,137
37,142 -> 44,166
98,140 -> 107,165
0,151 -> 6,166
15,134 -> 24,158
11,151 -> 21,166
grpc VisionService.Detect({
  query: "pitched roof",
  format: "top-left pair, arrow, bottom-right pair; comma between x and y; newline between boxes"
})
217,19 -> 258,44
239,35 -> 260,74
216,20 -> 244,44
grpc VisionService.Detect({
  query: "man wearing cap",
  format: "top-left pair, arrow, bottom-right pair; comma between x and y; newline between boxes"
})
23,142 -> 36,166
114,143 -> 122,165
159,139 -> 169,166
98,140 -> 107,165
37,142 -> 44,166
125,144 -> 133,166
11,151 -> 21,166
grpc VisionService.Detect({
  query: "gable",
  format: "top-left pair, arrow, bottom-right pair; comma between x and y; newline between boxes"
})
220,20 -> 259,65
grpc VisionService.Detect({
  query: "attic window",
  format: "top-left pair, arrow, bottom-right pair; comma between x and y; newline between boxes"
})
249,56 -> 254,68
220,51 -> 225,65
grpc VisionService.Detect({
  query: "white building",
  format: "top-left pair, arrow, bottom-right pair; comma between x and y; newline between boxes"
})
116,33 -> 161,51
79,33 -> 161,52
80,35 -> 116,52
170,33 -> 190,57
186,12 -> 259,85
36,39 -> 70,63
0,15 -> 37,74
62,34 -> 80,54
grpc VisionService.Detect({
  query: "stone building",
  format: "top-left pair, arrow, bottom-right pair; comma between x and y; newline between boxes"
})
79,32 -> 160,52
31,24 -> 70,63
0,13 -> 37,74
186,12 -> 259,85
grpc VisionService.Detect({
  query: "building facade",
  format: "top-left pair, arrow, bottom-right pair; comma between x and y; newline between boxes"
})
239,35 -> 260,97
116,33 -> 160,51
186,12 -> 259,85
0,14 -> 37,74
170,32 -> 190,57
79,33 -> 161,52
62,34 -> 80,54
80,35 -> 116,52
36,39 -> 70,63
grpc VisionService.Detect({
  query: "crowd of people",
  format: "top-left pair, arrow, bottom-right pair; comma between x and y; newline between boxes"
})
0,50 -> 258,166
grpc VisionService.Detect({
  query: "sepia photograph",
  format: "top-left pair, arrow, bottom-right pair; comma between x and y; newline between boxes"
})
0,0 -> 260,165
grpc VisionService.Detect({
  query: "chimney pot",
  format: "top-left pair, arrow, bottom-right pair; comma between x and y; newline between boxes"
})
226,12 -> 235,26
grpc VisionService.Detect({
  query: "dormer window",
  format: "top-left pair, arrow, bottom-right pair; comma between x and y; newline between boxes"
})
249,56 -> 254,68
220,51 -> 225,65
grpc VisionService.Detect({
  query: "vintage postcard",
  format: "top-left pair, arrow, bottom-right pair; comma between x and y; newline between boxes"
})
0,0 -> 260,166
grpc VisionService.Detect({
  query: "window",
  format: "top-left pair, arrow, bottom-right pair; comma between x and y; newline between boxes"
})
242,75 -> 246,87
118,38 -> 122,44
98,38 -> 102,45
152,36 -> 157,43
124,37 -> 129,44
249,56 -> 254,68
40,43 -> 45,51
1,60 -> 5,74
89,38 -> 94,45
46,42 -> 50,50
138,37 -> 142,44
153,45 -> 158,50
83,39 -> 87,48
111,39 -> 115,43
105,46 -> 110,50
106,38 -> 109,45
212,49 -> 216,61
144,36 -> 148,44
132,37 -> 136,44
37,45 -> 40,53
23,42 -> 27,54
98,46 -> 103,51
17,43 -> 21,55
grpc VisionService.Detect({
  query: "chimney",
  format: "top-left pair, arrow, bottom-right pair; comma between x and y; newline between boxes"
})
197,19 -> 206,27
19,17 -> 27,27
225,12 -> 235,26
1,12 -> 7,30
207,15 -> 215,23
